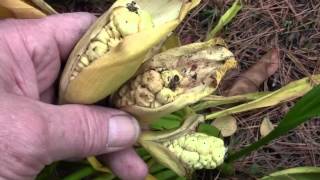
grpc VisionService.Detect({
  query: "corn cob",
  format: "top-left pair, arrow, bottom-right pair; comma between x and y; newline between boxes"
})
59,0 -> 201,104
112,38 -> 237,125
163,132 -> 226,169
140,114 -> 226,177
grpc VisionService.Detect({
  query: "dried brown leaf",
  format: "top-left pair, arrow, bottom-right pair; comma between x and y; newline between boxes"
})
227,48 -> 280,96
260,117 -> 274,137
211,115 -> 237,137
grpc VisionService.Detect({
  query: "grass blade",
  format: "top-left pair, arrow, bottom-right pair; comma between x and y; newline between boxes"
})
206,0 -> 242,39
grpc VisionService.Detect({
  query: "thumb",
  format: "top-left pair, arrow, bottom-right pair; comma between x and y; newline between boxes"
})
45,104 -> 140,161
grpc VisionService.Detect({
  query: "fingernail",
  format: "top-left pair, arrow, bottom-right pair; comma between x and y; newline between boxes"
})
107,115 -> 140,150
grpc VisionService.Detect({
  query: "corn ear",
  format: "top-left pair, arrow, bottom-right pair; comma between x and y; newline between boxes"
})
59,0 -> 201,104
112,38 -> 237,126
139,114 -> 226,178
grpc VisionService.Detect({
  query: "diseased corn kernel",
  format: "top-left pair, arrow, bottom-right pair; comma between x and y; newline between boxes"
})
94,28 -> 109,44
142,70 -> 164,93
130,75 -> 142,89
86,41 -> 109,61
108,38 -> 121,48
156,88 -> 176,104
163,133 -> 226,169
80,56 -> 90,66
151,100 -> 162,108
77,62 -> 85,69
71,71 -> 79,77
119,84 -> 130,97
107,21 -> 121,39
161,70 -> 182,89
135,86 -> 155,107
106,26 -> 116,39
180,150 -> 200,168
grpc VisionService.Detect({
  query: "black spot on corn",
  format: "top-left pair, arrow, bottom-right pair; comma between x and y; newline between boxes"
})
192,73 -> 197,80
127,1 -> 139,14
169,75 -> 180,91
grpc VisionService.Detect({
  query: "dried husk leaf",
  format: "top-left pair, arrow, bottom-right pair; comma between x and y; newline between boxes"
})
211,115 -> 237,137
30,0 -> 57,15
59,0 -> 201,104
113,38 -> 237,126
0,0 -> 47,19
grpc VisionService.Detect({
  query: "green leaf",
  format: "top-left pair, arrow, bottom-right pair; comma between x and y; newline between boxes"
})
207,0 -> 242,39
154,169 -> 178,180
63,166 -> 96,180
260,167 -> 320,180
197,123 -> 221,137
150,118 -> 181,130
226,85 -> 320,162
136,147 -> 150,157
218,163 -> 235,176
150,114 -> 183,130
36,163 -> 58,180
150,163 -> 168,174
93,174 -> 116,180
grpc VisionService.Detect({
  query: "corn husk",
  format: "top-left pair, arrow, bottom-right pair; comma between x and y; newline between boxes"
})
59,0 -> 201,104
112,38 -> 237,126
0,0 -> 47,19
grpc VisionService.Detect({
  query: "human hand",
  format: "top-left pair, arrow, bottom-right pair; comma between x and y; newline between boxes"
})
0,13 -> 147,180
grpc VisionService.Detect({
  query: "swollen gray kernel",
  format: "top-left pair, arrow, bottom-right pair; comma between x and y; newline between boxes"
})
142,70 -> 164,93
119,84 -> 130,97
131,75 -> 143,89
108,38 -> 121,48
151,100 -> 162,108
80,56 -> 90,66
135,86 -> 155,107
156,88 -> 176,104
86,41 -> 109,61
94,28 -> 109,44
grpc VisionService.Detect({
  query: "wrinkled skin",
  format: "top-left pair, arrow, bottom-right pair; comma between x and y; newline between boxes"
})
0,13 -> 147,180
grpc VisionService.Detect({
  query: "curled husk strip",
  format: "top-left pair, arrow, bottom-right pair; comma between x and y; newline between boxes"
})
59,0 -> 201,104
112,38 -> 237,125
139,114 -> 227,177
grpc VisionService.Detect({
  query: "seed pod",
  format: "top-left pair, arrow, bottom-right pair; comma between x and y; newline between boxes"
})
139,114 -> 227,178
112,38 -> 237,125
59,0 -> 201,104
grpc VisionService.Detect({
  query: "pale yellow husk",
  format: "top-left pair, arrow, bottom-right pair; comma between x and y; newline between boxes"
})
59,0 -> 201,104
